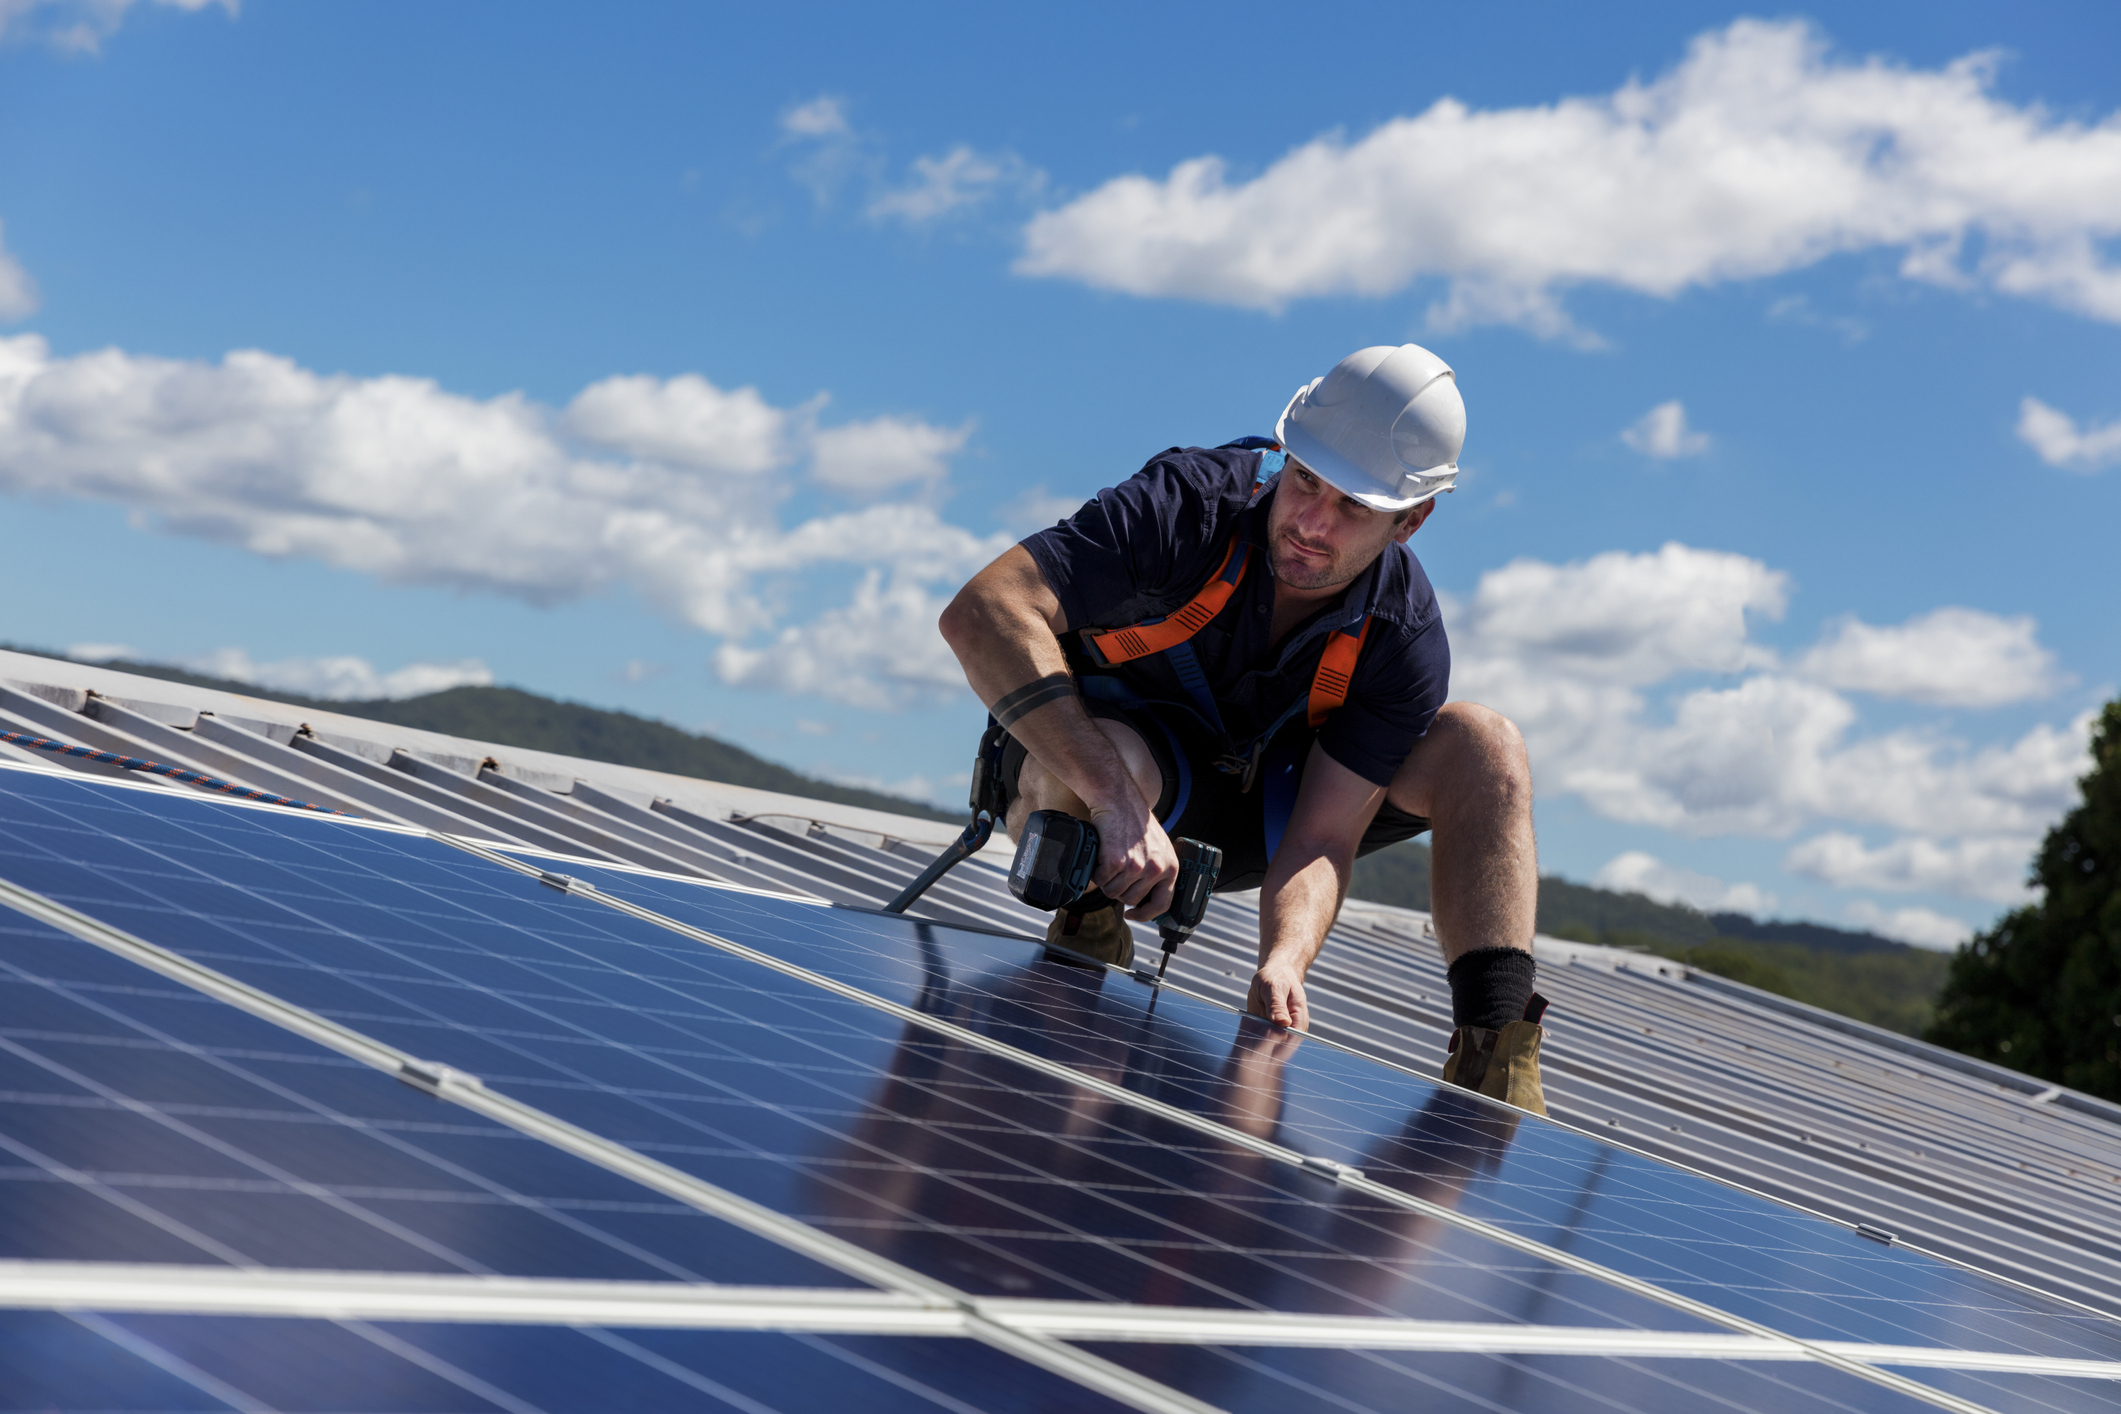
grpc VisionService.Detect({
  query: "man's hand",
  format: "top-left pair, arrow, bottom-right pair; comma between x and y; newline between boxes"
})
1246,957 -> 1311,1030
1089,799 -> 1179,920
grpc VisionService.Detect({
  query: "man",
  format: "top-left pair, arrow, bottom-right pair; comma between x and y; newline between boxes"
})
937,344 -> 1546,1113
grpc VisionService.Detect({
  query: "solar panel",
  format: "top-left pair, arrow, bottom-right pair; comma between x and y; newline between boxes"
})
0,1308 -> 1142,1413
1071,1342 -> 1973,1414
491,852 -> 2121,1363
0,775 -> 1687,1336
0,907 -> 857,1287
3,765 -> 2118,1413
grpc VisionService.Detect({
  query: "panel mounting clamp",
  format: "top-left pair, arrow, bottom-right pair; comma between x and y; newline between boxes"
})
1299,1155 -> 1364,1183
397,1059 -> 486,1096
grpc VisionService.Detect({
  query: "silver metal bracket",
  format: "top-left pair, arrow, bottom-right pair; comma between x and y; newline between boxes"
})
397,1059 -> 486,1096
1299,1155 -> 1363,1183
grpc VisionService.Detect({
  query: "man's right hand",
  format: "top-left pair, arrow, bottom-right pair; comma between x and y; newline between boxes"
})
1088,799 -> 1179,921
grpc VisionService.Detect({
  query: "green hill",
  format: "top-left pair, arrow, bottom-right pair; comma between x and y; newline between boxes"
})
5,649 -> 959,824
1349,838 -> 1952,1035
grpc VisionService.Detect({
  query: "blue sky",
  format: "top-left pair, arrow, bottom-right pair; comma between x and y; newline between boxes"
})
2,0 -> 2117,947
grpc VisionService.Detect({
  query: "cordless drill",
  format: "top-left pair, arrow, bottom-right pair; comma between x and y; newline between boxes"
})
1008,810 -> 1222,979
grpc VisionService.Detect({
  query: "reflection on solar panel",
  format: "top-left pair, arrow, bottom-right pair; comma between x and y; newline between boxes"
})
0,756 -> 2116,1411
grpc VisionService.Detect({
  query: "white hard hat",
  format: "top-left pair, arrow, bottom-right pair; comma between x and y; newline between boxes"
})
1275,344 -> 1465,512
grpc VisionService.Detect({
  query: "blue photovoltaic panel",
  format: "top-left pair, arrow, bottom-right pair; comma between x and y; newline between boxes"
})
0,1309 -> 1139,1413
0,770 -> 1698,1334
1072,1342 -> 1964,1414
0,905 -> 857,1286
539,854 -> 2121,1367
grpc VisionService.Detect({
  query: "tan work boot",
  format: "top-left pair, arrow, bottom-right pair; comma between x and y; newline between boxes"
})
1046,901 -> 1135,969
1442,995 -> 1549,1117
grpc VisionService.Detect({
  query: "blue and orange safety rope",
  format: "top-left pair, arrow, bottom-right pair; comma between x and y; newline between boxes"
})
0,729 -> 353,817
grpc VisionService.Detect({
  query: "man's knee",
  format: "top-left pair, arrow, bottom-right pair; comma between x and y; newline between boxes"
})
1011,719 -> 1161,825
1391,701 -> 1530,816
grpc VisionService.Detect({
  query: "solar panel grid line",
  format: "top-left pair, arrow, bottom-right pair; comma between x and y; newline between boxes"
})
0,871 -> 1240,1414
64,1307 -> 279,1413
423,843 -> 2012,1414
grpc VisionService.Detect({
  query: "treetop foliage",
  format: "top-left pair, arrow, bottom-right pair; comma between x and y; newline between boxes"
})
1927,697 -> 2121,1100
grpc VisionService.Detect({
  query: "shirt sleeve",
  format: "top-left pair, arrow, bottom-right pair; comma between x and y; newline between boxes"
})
1019,452 -> 1226,631
1315,615 -> 1451,787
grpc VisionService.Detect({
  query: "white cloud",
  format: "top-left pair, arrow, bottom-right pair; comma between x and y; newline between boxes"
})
1449,543 -> 2095,842
1621,401 -> 1710,458
1785,829 -> 2035,904
0,334 -> 1005,709
714,567 -> 970,710
0,222 -> 37,323
810,414 -> 972,493
868,146 -> 1046,225
780,95 -> 850,140
1593,851 -> 1774,914
1845,899 -> 1974,951
2017,396 -> 2121,473
1019,19 -> 2121,338
1450,542 -> 1785,688
174,648 -> 492,700
562,373 -> 802,473
1797,607 -> 2058,707
0,0 -> 227,52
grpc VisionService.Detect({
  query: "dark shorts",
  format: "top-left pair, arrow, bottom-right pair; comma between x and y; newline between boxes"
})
998,699 -> 1431,894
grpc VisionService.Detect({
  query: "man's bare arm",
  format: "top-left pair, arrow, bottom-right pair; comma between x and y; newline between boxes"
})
938,546 -> 1178,914
1247,744 -> 1386,1029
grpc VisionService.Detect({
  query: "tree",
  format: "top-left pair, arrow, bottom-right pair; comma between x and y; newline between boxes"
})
1926,698 -> 2121,1101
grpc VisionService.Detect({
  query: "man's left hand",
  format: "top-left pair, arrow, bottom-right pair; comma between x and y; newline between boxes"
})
1246,958 -> 1310,1030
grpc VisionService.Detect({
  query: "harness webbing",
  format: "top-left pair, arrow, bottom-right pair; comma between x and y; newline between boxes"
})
1083,537 -> 1250,666
1307,617 -> 1371,727
1079,531 -> 1373,750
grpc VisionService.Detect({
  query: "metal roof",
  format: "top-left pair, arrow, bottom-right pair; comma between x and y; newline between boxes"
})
1,647 -> 2117,1411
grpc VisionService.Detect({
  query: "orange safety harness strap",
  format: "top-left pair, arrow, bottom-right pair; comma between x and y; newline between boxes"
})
1078,533 -> 1373,739
1082,537 -> 1250,667
1306,617 -> 1371,728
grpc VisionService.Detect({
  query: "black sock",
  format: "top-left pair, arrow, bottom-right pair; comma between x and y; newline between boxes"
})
1447,947 -> 1538,1031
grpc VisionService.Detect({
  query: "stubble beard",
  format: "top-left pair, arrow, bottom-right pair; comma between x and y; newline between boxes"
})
1268,530 -> 1360,592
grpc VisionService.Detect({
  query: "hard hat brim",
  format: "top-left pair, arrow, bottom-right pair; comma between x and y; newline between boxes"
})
1280,420 -> 1448,512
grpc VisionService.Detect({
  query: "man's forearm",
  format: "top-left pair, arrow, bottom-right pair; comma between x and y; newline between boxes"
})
939,551 -> 1138,816
1257,844 -> 1351,974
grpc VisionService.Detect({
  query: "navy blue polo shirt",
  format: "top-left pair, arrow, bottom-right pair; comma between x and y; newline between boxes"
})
1022,445 -> 1451,786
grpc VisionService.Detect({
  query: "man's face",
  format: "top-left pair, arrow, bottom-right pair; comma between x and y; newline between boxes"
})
1266,460 -> 1433,591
